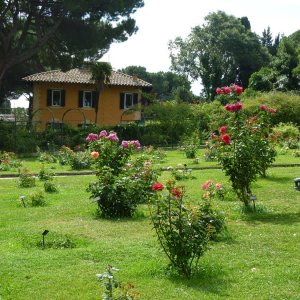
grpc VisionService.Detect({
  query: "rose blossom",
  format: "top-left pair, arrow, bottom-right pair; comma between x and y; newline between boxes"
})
216,87 -> 223,95
215,183 -> 222,190
170,189 -> 181,198
224,86 -> 231,94
90,151 -> 99,159
219,126 -> 227,134
221,134 -> 230,145
99,130 -> 107,139
86,133 -> 99,142
233,85 -> 243,95
152,183 -> 164,191
202,180 -> 213,191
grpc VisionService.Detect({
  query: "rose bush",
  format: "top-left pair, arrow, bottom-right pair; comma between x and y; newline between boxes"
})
211,84 -> 276,207
86,130 -> 159,218
148,180 -> 226,277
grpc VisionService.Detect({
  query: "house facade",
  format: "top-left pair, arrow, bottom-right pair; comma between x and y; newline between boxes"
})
23,68 -> 152,129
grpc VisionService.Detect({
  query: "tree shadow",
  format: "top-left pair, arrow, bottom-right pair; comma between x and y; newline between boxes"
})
243,211 -> 300,225
165,261 -> 232,297
259,175 -> 294,184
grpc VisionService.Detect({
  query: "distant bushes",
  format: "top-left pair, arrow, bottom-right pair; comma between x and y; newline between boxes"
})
0,92 -> 299,154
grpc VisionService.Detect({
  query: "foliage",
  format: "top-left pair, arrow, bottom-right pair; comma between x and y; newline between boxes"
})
96,266 -> 139,300
0,151 -> 22,171
44,180 -> 59,193
29,190 -> 46,207
87,130 -> 159,218
38,164 -> 55,181
120,66 -> 194,102
58,145 -> 92,170
210,85 -> 276,206
250,32 -> 300,92
18,168 -> 36,188
179,131 -> 199,159
169,11 -> 270,100
149,180 -> 225,277
271,122 -> 300,149
169,165 -> 194,181
0,0 -> 144,104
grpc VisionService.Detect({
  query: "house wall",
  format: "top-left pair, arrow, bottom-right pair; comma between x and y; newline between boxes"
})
32,82 -> 141,129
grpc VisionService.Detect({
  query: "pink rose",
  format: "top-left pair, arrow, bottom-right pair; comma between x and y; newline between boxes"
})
224,86 -> 231,94
99,130 -> 107,139
216,87 -> 223,95
86,133 -> 99,142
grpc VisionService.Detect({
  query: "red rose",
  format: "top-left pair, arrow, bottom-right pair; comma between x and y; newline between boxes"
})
221,134 -> 231,145
152,183 -> 164,191
219,126 -> 227,133
234,85 -> 243,95
170,189 -> 181,198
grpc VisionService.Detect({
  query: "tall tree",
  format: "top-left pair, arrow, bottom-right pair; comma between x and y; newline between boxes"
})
89,62 -> 112,123
0,0 -> 144,105
169,11 -> 270,100
120,66 -> 194,102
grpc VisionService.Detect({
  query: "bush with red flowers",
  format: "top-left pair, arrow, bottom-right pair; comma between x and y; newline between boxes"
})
209,85 -> 276,207
148,180 -> 226,277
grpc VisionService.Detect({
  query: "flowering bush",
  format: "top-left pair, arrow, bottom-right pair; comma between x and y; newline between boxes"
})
0,151 -> 22,171
58,145 -> 92,170
201,180 -> 228,201
86,130 -> 159,218
149,180 -> 225,277
169,164 -> 194,181
210,85 -> 276,207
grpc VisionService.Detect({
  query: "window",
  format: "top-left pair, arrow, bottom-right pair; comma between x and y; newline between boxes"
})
47,89 -> 65,107
78,91 -> 97,108
83,91 -> 92,108
120,93 -> 139,109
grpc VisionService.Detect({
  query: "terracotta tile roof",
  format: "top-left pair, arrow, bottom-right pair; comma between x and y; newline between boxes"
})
22,68 -> 152,88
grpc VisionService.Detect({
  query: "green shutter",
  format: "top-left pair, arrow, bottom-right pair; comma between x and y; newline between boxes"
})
92,91 -> 97,108
47,90 -> 52,106
120,93 -> 125,109
78,91 -> 83,107
133,93 -> 138,105
61,90 -> 65,106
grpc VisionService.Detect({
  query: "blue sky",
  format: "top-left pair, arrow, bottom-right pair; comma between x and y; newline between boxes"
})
14,0 -> 300,107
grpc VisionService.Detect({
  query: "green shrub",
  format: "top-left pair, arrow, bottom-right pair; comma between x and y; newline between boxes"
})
29,190 -> 46,206
44,181 -> 58,193
18,169 -> 36,188
272,122 -> 300,149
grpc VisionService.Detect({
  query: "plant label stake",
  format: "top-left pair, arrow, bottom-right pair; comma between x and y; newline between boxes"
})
294,178 -> 300,191
250,195 -> 257,211
19,195 -> 26,207
42,230 -> 49,249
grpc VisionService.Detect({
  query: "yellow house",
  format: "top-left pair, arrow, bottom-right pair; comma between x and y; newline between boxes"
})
23,68 -> 152,129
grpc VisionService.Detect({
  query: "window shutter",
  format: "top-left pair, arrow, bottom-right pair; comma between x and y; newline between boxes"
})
120,93 -> 125,109
47,90 -> 52,106
78,91 -> 83,107
92,91 -> 97,108
61,90 -> 65,106
133,93 -> 138,105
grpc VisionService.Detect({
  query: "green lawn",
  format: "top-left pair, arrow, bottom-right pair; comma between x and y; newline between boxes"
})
0,166 -> 300,299
1,147 -> 299,176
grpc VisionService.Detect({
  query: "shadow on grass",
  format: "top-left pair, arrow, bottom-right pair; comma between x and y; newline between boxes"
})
260,175 -> 293,184
167,261 -> 231,297
243,211 -> 300,225
92,208 -> 148,222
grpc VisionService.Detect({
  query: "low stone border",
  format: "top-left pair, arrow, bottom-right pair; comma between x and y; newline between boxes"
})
1,164 -> 299,179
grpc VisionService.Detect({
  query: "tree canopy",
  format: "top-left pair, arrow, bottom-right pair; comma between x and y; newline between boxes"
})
249,30 -> 300,91
169,11 -> 270,100
0,0 -> 144,105
120,66 -> 194,102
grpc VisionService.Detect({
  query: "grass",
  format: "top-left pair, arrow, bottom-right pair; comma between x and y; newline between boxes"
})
0,165 -> 300,299
1,147 -> 299,176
